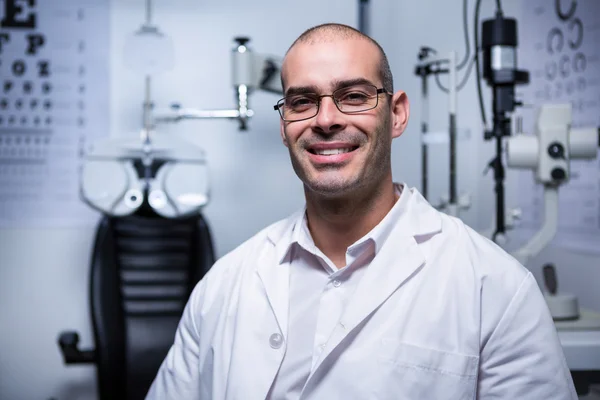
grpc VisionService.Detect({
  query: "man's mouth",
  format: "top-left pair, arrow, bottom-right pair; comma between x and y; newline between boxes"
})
307,146 -> 358,155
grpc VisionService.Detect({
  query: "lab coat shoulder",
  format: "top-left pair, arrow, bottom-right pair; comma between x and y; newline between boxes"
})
438,212 -> 531,308
415,206 -> 531,316
399,203 -> 532,352
404,190 -> 529,292
441,211 -> 529,283
432,213 -> 576,398
193,213 -> 295,310
435,213 -> 535,341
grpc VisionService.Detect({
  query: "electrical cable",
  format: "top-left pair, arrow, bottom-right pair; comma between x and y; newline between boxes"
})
432,0 -> 472,93
434,54 -> 476,93
358,0 -> 370,34
474,0 -> 487,129
496,0 -> 503,14
457,0 -> 471,70
145,0 -> 152,25
427,0 -> 494,124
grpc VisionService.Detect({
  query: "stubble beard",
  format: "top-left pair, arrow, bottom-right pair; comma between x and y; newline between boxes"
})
288,115 -> 392,199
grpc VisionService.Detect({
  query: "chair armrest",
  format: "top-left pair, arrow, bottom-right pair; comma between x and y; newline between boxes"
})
57,331 -> 96,364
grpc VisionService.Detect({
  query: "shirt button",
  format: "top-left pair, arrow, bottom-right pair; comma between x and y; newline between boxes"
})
332,279 -> 341,287
269,333 -> 283,349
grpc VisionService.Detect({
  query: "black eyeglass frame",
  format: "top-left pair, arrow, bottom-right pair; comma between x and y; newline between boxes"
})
273,85 -> 393,122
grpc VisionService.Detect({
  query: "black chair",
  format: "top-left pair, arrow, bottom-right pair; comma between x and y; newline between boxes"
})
58,206 -> 215,400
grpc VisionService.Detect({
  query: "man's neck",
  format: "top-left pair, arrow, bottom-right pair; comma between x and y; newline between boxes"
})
304,178 -> 398,269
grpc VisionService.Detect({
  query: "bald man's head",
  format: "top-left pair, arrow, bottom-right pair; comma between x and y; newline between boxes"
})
281,23 -> 394,93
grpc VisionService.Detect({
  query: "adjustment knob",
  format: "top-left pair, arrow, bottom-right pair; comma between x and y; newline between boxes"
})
547,142 -> 565,159
551,167 -> 566,181
234,37 -> 250,46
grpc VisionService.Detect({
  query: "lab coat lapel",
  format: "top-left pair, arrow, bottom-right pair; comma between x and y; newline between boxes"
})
315,234 -> 425,366
256,251 -> 290,337
308,187 -> 439,378
256,213 -> 302,338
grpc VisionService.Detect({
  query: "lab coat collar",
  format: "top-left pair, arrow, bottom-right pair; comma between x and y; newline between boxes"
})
267,183 -> 441,255
402,184 -> 443,241
288,183 -> 406,269
258,184 -> 442,346
271,207 -> 306,265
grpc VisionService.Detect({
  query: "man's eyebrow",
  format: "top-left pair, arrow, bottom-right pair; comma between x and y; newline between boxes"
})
332,78 -> 377,89
285,86 -> 320,97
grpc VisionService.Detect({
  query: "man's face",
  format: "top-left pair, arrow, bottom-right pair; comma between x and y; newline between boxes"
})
279,38 -> 407,198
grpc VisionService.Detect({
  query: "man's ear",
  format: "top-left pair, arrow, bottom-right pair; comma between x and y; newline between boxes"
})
390,90 -> 410,139
280,119 -> 289,147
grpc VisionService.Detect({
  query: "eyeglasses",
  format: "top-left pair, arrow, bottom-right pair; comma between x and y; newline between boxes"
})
273,84 -> 392,122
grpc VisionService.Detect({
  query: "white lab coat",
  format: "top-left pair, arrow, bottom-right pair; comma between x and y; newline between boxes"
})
146,186 -> 576,400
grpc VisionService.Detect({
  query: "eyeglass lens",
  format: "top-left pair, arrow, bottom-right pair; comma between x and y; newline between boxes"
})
277,84 -> 380,121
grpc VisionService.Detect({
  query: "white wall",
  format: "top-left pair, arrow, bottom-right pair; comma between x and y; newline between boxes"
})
1,0 -> 599,399
370,0 -> 600,309
0,1 -> 356,399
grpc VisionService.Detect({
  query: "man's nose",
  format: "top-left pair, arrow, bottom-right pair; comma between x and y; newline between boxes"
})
312,96 -> 346,133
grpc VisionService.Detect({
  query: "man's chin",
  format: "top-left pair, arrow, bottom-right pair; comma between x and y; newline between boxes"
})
303,178 -> 358,198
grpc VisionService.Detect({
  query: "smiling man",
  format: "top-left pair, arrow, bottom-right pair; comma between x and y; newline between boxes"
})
146,23 -> 576,400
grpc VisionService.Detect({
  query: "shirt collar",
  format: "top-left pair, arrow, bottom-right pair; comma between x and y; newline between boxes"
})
273,207 -> 306,264
347,182 -> 405,255
273,183 -> 439,264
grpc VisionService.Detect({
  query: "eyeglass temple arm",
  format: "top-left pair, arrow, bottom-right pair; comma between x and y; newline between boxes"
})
153,37 -> 284,131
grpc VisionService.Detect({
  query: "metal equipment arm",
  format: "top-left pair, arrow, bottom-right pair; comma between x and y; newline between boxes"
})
414,49 -> 461,214
153,37 -> 283,131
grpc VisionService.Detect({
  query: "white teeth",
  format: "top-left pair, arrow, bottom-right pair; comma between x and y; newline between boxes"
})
314,148 -> 353,155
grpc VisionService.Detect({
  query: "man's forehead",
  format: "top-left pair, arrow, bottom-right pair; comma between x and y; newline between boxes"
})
285,36 -> 378,61
281,38 -> 381,91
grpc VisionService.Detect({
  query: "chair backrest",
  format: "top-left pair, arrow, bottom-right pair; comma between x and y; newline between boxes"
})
89,209 -> 214,400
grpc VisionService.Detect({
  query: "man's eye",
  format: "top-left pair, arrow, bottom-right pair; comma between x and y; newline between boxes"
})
288,96 -> 316,108
339,91 -> 369,103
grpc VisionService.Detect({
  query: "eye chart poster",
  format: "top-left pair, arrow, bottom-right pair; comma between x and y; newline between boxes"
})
0,0 -> 109,227
517,0 -> 600,254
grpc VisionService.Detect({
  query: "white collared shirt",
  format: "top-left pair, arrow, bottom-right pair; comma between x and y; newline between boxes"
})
267,185 -> 404,399
147,184 -> 577,400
